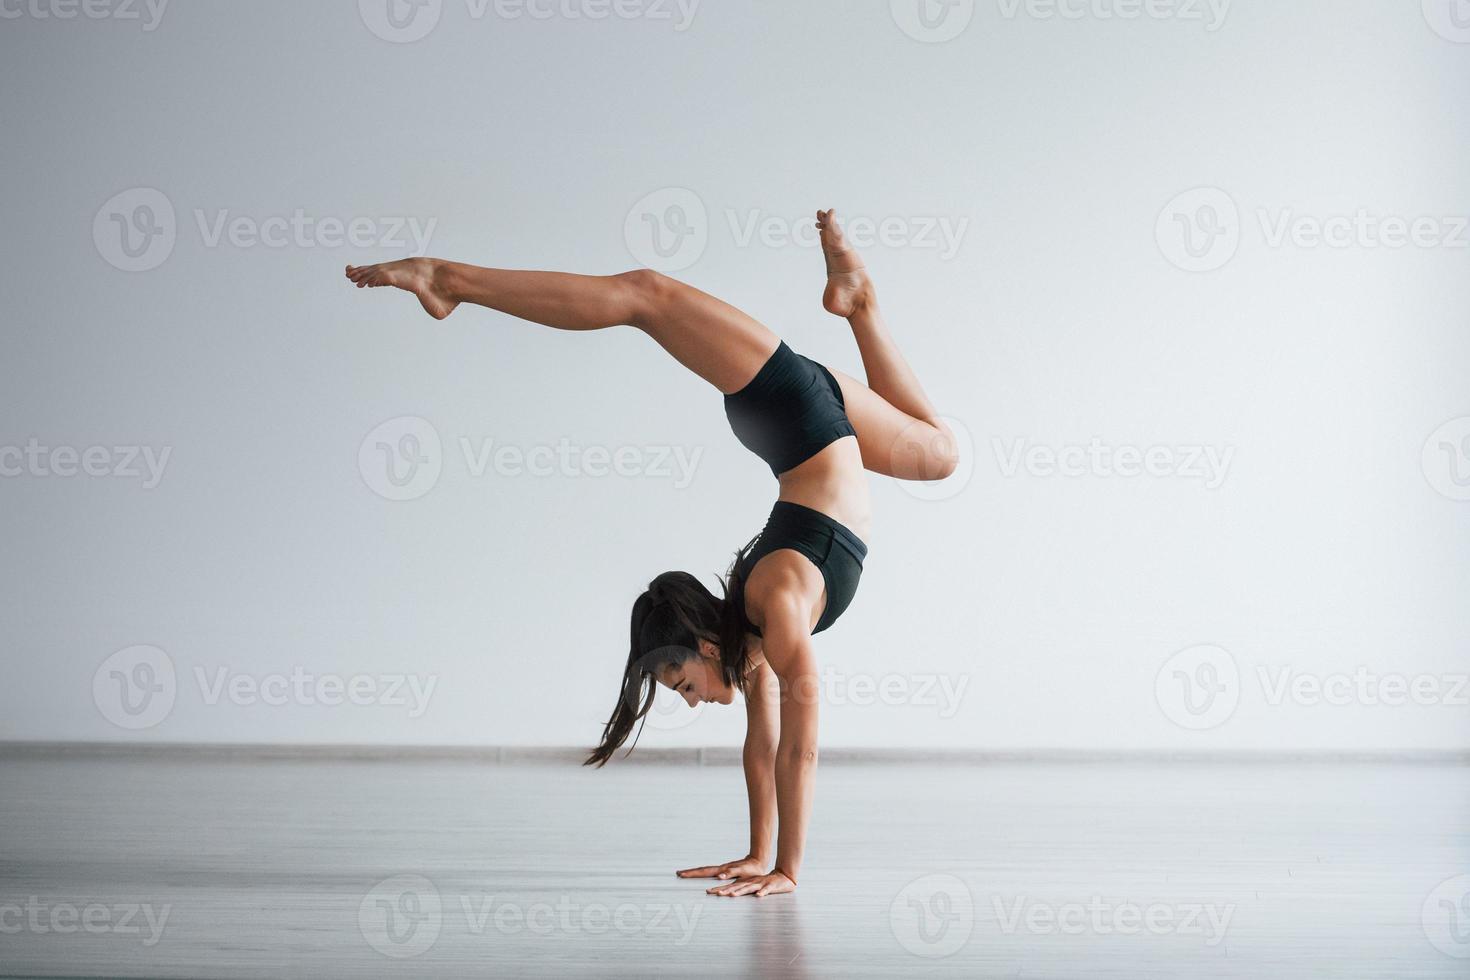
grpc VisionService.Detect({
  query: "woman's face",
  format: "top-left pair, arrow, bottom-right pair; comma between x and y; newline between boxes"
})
657,640 -> 735,707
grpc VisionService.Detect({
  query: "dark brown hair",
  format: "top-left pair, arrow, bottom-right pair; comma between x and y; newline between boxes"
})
585,538 -> 758,767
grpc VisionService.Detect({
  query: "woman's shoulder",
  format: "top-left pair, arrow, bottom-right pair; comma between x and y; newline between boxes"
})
741,552 -> 822,629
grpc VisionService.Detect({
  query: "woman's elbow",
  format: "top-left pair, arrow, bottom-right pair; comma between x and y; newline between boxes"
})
744,737 -> 778,764
778,743 -> 819,768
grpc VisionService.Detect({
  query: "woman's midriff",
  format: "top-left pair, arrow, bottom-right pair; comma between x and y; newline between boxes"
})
774,435 -> 872,543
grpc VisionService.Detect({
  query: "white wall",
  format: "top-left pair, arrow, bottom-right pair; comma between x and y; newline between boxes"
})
2,0 -> 1467,751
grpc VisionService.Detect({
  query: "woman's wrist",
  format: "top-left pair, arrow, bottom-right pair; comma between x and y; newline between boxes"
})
771,865 -> 797,886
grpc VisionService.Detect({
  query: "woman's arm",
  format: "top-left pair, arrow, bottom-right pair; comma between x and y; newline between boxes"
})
707,593 -> 817,898
767,602 -> 819,886
675,661 -> 780,881
742,661 -> 780,862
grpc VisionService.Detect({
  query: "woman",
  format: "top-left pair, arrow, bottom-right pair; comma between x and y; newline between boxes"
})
345,210 -> 957,898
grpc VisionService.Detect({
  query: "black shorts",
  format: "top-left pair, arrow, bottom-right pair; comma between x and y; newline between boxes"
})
723,340 -> 857,478
738,501 -> 868,635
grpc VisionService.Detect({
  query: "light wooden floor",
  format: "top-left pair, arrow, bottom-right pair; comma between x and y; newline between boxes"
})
0,758 -> 1466,978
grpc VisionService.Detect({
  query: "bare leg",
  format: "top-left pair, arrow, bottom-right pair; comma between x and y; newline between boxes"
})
815,209 -> 959,481
345,259 -> 780,394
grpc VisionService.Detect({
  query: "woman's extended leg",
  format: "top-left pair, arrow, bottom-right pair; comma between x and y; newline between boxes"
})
815,210 -> 959,482
345,258 -> 780,395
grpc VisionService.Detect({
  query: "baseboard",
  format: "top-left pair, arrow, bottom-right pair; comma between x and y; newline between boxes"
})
1,742 -> 1466,765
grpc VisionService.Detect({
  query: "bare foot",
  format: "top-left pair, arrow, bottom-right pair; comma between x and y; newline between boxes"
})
345,258 -> 458,320
817,209 -> 875,318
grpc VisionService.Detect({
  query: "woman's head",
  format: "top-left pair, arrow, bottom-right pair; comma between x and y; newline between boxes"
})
585,550 -> 757,767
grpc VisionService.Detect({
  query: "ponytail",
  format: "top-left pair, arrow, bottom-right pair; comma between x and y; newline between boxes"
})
585,552 -> 759,767
716,534 -> 760,690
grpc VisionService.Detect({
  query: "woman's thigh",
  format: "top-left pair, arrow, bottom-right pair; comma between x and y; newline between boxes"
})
826,365 -> 955,481
627,270 -> 783,395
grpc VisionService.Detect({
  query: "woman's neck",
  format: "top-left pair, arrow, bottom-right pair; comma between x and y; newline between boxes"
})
742,633 -> 766,674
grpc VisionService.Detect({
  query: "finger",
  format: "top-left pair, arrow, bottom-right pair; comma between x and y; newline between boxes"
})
676,866 -> 720,877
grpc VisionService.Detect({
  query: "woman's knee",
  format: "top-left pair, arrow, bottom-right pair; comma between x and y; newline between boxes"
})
890,419 -> 959,481
614,268 -> 675,328
925,421 -> 961,480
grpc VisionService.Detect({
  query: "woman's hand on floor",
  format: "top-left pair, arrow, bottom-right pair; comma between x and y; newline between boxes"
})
675,856 -> 766,880
704,870 -> 796,898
